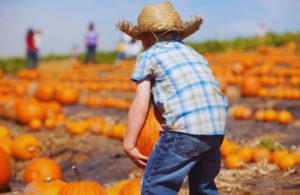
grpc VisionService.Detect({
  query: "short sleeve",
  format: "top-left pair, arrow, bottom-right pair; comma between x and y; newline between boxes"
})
130,54 -> 153,83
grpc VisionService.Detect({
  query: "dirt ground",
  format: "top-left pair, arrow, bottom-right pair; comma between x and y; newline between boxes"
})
1,97 -> 300,195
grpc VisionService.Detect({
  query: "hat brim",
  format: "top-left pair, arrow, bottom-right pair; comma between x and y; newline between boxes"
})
117,16 -> 203,40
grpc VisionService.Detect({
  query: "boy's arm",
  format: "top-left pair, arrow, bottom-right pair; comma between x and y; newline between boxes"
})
124,79 -> 151,168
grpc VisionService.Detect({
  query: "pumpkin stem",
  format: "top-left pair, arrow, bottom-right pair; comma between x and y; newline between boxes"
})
28,146 -> 36,153
72,165 -> 82,181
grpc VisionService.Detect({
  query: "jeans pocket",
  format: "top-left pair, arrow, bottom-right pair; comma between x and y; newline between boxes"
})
172,133 -> 208,158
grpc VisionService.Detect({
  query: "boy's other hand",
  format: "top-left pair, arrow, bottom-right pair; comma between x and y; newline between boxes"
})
123,145 -> 148,169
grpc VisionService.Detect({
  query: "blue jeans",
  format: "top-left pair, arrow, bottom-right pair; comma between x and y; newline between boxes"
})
142,131 -> 224,195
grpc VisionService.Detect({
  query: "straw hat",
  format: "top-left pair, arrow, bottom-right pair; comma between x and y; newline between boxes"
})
117,1 -> 203,40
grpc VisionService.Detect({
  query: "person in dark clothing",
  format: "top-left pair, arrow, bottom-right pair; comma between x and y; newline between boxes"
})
26,28 -> 38,69
84,23 -> 98,64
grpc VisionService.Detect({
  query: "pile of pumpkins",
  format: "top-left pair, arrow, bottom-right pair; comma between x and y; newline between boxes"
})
232,105 -> 294,125
64,116 -> 126,140
221,137 -> 300,171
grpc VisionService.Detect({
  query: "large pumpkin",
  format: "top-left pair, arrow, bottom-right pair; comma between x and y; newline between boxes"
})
240,76 -> 261,97
16,99 -> 46,124
0,147 -> 11,191
23,158 -> 63,184
23,177 -> 66,195
136,109 -> 161,157
58,166 -> 106,195
12,134 -> 40,160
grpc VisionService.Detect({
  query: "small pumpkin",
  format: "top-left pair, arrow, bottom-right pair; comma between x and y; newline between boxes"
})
271,150 -> 289,164
0,124 -> 9,138
277,110 -> 293,125
44,118 -> 56,130
224,154 -> 244,169
16,99 -> 46,125
23,177 -> 66,195
12,134 -> 40,160
105,179 -> 130,195
29,118 -> 43,131
0,147 -> 12,191
240,76 -> 261,97
35,83 -> 56,101
23,158 -> 63,184
253,148 -> 271,163
277,153 -> 297,171
236,147 -> 253,162
56,87 -> 79,105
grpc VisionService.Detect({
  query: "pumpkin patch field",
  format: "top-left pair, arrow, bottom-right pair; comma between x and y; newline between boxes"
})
0,42 -> 300,194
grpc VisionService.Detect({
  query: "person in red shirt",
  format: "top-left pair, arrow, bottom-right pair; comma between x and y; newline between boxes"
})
26,28 -> 38,69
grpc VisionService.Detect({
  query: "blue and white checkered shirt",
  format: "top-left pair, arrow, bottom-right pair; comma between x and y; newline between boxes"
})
131,40 -> 228,135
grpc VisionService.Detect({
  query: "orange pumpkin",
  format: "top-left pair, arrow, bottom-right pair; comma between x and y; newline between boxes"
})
264,109 -> 277,122
12,134 -> 40,160
277,110 -> 293,125
44,118 -> 56,130
0,147 -> 11,191
221,141 -> 239,158
29,118 -> 43,131
0,124 -> 9,138
58,166 -> 106,195
0,137 -> 13,156
119,178 -> 141,195
277,153 -> 297,171
56,87 -> 79,105
35,83 -> 56,101
16,99 -> 46,125
253,148 -> 271,163
136,109 -> 161,157
23,158 -> 63,184
271,150 -> 289,164
224,154 -> 244,169
23,177 -> 66,195
240,76 -> 261,97
236,147 -> 253,162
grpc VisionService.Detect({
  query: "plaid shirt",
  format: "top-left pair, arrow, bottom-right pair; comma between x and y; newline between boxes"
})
131,40 -> 228,135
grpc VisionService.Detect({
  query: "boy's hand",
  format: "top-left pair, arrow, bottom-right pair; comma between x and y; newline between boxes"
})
123,145 -> 148,169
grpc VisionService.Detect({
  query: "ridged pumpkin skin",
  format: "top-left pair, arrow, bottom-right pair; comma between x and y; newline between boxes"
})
23,158 -> 63,184
58,181 -> 107,195
136,109 -> 161,157
119,178 -> 141,195
0,147 -> 11,191
12,134 -> 40,160
23,178 -> 66,195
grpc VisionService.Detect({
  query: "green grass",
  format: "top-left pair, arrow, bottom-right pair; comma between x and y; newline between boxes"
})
1,31 -> 299,73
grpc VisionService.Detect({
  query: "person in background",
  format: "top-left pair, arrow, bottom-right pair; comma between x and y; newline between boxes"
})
84,23 -> 98,64
71,45 -> 79,60
26,28 -> 38,69
34,29 -> 43,64
124,37 -> 142,59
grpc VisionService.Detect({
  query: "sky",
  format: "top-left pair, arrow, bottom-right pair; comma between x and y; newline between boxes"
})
0,0 -> 300,57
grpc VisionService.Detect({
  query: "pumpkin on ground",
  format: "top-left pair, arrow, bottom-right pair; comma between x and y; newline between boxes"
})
23,177 -> 66,195
0,124 -> 9,138
58,166 -> 106,195
253,148 -> 271,163
56,87 -> 79,105
23,158 -> 63,184
0,147 -> 12,191
240,76 -> 261,97
12,134 -> 40,160
277,153 -> 297,171
29,118 -> 43,131
16,99 -> 46,125
236,147 -> 253,162
35,83 -> 56,101
277,110 -> 293,125
119,178 -> 141,195
224,154 -> 244,169
136,108 -> 161,157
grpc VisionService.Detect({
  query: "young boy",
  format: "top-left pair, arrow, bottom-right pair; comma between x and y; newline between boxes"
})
118,2 -> 228,194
